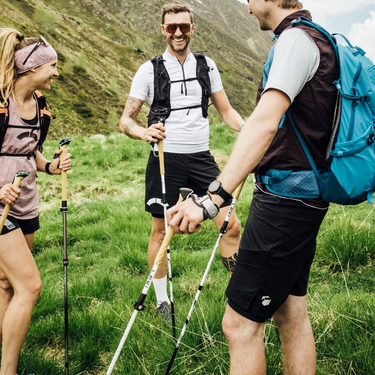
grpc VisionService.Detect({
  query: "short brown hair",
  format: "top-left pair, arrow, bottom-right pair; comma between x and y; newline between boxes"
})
161,1 -> 194,24
267,0 -> 303,9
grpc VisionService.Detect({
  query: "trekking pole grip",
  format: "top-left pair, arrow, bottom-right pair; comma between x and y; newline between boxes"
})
0,170 -> 30,232
158,139 -> 165,175
154,194 -> 182,266
59,138 -> 71,203
154,187 -> 193,266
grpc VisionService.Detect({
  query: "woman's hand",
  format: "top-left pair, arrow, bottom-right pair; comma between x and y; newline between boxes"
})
49,149 -> 72,175
0,184 -> 21,206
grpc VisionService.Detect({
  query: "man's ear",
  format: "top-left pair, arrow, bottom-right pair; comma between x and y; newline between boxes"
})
191,23 -> 195,34
160,24 -> 166,36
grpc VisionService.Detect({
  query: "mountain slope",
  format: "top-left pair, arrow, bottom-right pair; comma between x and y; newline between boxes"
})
1,0 -> 272,138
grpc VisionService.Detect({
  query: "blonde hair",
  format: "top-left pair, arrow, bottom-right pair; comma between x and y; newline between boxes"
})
161,1 -> 194,24
0,28 -> 38,108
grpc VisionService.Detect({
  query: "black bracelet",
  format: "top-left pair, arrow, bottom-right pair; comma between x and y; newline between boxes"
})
45,162 -> 53,175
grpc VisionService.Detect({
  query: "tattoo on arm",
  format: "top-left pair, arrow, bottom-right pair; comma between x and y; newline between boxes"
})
121,97 -> 144,138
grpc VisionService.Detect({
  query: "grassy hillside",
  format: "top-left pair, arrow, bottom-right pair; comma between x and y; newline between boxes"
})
1,0 -> 272,139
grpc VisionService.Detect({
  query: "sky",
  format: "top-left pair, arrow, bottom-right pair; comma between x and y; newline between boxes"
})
237,0 -> 375,61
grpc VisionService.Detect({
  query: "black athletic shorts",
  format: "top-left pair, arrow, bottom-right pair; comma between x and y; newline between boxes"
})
145,150 -> 222,217
0,215 -> 40,236
226,188 -> 327,323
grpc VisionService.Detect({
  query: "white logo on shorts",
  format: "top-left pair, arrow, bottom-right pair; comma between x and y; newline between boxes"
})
261,296 -> 271,306
4,219 -> 16,230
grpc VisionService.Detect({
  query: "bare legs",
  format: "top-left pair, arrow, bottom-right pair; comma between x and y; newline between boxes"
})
222,295 -> 316,375
0,229 -> 42,375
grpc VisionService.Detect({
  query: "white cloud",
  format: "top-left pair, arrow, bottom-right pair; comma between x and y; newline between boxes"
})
347,11 -> 375,62
301,0 -> 375,18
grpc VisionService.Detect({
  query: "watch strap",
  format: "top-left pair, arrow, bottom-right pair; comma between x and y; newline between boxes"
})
191,194 -> 219,220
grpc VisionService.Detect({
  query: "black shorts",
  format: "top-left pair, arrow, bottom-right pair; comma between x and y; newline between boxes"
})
0,215 -> 40,236
145,151 -> 222,217
226,189 -> 327,323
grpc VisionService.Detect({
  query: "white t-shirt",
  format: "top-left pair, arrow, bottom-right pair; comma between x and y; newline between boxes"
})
129,50 -> 223,153
264,28 -> 320,103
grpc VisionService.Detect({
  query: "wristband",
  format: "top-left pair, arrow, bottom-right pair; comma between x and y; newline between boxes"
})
191,194 -> 219,220
239,121 -> 245,130
45,162 -> 53,175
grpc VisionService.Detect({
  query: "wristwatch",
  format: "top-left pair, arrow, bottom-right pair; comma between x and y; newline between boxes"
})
208,180 -> 233,204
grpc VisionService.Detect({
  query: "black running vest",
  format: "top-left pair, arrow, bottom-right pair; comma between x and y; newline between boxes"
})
147,52 -> 212,127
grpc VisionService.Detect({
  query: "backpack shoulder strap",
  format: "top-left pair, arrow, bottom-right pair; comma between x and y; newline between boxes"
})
150,55 -> 170,107
290,17 -> 340,65
193,52 -> 212,118
0,96 -> 9,154
35,90 -> 52,152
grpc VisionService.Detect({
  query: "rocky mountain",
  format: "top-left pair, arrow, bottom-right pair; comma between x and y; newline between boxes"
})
2,0 -> 272,138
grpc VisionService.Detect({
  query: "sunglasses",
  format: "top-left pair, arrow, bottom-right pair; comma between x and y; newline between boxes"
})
163,23 -> 192,34
22,35 -> 50,65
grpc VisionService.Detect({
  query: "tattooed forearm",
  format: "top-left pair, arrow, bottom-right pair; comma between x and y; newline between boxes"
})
123,120 -> 136,138
125,97 -> 143,119
120,97 -> 145,139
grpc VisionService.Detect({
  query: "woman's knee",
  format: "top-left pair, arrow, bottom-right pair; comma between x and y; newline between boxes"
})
29,277 -> 43,301
19,275 -> 43,303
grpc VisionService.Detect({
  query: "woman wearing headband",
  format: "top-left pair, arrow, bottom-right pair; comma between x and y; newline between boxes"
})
0,28 -> 71,375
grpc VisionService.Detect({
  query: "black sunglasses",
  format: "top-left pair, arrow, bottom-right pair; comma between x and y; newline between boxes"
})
22,35 -> 49,65
163,23 -> 192,34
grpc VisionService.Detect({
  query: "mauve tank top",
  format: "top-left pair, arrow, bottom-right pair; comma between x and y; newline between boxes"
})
0,94 -> 40,219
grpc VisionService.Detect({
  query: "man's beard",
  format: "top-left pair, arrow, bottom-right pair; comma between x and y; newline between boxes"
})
168,35 -> 190,53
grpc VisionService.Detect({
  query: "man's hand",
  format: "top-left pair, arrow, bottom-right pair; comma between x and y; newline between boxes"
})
167,198 -> 204,234
142,122 -> 166,143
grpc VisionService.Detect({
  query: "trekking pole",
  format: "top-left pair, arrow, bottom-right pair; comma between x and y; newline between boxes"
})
0,170 -> 30,233
165,180 -> 246,375
158,138 -> 176,339
106,187 -> 193,375
59,138 -> 72,375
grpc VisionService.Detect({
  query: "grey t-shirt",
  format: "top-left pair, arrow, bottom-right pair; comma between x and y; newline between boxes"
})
264,28 -> 320,103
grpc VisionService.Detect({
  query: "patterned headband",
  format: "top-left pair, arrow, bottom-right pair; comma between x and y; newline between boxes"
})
14,37 -> 57,74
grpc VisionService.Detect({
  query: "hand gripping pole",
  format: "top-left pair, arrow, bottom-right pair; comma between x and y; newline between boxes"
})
59,137 -> 71,375
0,170 -> 30,233
106,187 -> 193,375
165,180 -> 246,375
158,139 -> 176,339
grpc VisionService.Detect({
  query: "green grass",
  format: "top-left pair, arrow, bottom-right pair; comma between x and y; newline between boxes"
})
8,125 -> 375,374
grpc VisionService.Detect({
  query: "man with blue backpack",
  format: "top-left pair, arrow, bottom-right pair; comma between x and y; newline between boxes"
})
168,0 -> 375,373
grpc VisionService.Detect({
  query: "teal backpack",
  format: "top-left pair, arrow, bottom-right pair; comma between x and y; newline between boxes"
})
257,17 -> 375,205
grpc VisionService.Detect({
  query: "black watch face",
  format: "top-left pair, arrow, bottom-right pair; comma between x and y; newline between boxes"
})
209,180 -> 221,193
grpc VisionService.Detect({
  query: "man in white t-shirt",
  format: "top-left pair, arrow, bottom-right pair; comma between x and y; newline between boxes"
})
119,1 -> 244,319
168,0 -> 339,373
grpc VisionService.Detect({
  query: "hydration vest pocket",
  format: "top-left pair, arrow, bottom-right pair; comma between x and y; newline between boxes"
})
148,104 -> 170,125
255,169 -> 321,199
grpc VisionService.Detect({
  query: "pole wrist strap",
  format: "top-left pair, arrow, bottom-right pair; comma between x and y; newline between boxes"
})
191,194 -> 219,220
